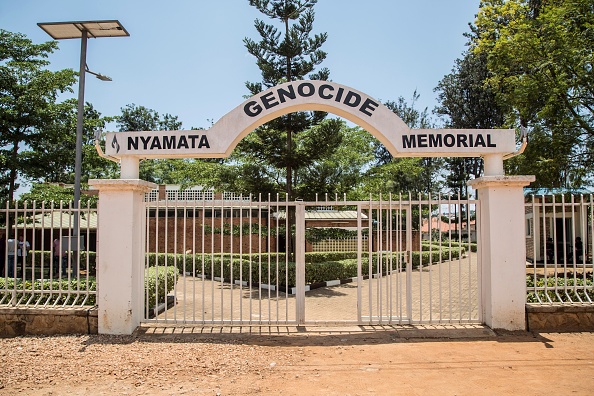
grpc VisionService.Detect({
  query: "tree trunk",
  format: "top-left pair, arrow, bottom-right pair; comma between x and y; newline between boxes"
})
8,137 -> 19,203
284,14 -> 295,260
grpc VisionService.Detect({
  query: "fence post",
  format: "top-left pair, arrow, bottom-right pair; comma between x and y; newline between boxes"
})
468,175 -> 535,330
89,179 -> 156,334
295,202 -> 305,324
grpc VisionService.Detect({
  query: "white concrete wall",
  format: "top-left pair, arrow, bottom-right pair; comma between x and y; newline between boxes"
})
469,176 -> 535,330
89,179 -> 156,335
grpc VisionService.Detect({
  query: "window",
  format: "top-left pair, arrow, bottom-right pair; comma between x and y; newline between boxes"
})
526,218 -> 533,238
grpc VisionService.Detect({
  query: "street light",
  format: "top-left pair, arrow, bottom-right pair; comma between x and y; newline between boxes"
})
38,20 -> 129,244
86,65 -> 112,81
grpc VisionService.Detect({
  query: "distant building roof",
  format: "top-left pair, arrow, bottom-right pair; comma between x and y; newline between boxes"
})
275,210 -> 367,221
421,217 -> 475,233
524,188 -> 592,196
17,211 -> 97,230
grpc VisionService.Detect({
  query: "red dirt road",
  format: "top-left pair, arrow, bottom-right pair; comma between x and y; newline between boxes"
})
1,326 -> 593,395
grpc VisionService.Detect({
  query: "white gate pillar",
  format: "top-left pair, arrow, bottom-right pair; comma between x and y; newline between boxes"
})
468,175 -> 535,330
89,179 -> 157,334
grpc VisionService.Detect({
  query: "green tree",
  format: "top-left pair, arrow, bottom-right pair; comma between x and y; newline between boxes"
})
218,119 -> 376,200
368,92 -> 443,196
116,104 -> 184,183
0,152 -> 10,202
18,182 -> 98,207
473,0 -> 594,185
297,122 -> 376,200
242,0 -> 333,199
0,29 -> 77,203
435,48 -> 505,196
20,99 -> 118,184
118,103 -> 182,132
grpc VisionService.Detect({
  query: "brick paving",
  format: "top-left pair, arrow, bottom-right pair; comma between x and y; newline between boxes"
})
156,253 -> 479,325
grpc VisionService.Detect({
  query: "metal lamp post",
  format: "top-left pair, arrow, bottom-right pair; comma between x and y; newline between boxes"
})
38,20 -> 129,244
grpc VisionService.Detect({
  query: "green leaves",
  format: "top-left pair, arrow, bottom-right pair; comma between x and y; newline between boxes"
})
116,104 -> 185,183
117,103 -> 183,132
242,0 -> 330,203
472,0 -> 594,185
19,99 -> 117,184
145,266 -> 178,311
18,183 -> 98,207
0,29 -> 77,203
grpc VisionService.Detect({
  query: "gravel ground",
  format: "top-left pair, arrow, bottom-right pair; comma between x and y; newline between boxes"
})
1,329 -> 594,395
0,333 -> 298,395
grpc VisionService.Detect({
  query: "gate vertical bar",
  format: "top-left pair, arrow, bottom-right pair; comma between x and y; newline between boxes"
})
475,198 -> 481,321
386,193 -> 394,323
581,195 -> 591,302
406,197 -> 413,322
248,194 -> 254,324
266,195 -> 272,324
398,194 -> 403,323
295,202 -> 306,324
368,195 -> 373,322
429,193 -> 440,323
239,195 -> 244,322
417,194 -> 423,322
357,203 -> 363,322
428,193 -> 434,323
378,195 -> 383,323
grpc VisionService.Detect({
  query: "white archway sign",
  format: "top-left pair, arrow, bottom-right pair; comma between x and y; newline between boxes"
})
103,80 -> 518,178
91,80 -> 535,334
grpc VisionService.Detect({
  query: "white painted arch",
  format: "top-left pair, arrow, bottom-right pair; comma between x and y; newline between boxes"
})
104,80 -> 518,177
106,80 -> 516,159
212,80 -> 410,158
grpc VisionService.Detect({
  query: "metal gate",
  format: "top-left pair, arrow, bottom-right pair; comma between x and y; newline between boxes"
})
142,191 -> 480,325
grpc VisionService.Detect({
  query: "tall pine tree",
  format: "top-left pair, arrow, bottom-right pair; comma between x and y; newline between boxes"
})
435,47 -> 505,197
240,0 -> 338,200
237,0 -> 339,258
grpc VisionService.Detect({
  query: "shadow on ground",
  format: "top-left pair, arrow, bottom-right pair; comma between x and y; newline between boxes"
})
77,325 -> 556,349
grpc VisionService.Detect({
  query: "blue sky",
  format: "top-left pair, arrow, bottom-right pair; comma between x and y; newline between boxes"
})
2,0 -> 480,130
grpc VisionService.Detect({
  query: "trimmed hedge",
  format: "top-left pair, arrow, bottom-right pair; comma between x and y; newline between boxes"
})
305,251 -> 357,263
0,265 -> 177,310
28,251 -> 97,276
526,272 -> 593,303
422,241 -> 477,253
152,247 -> 464,287
409,248 -> 463,267
0,277 -> 97,306
145,266 -> 178,309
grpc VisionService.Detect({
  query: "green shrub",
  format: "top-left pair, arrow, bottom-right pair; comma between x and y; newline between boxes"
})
306,260 -> 358,283
29,251 -> 97,276
146,252 -> 251,278
526,272 -> 593,303
305,251 -> 357,263
0,276 -> 97,306
144,248 -> 463,287
0,265 -> 177,310
409,248 -> 462,267
423,241 -> 477,253
144,266 -> 178,309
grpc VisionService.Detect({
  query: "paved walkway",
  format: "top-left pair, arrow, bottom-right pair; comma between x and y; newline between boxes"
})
156,253 -> 479,324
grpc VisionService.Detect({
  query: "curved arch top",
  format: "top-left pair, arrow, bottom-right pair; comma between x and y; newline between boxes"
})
105,80 -> 516,160
210,80 -> 410,157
